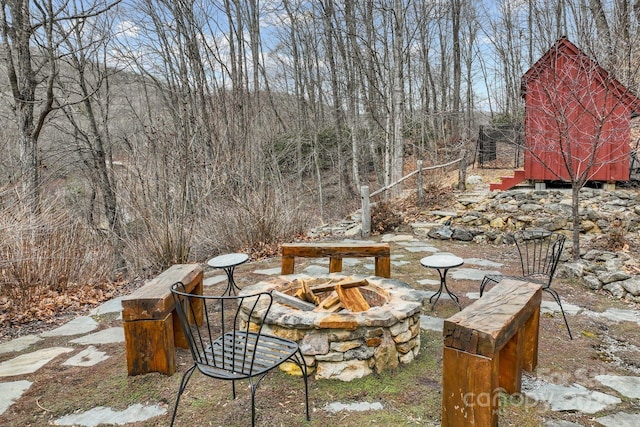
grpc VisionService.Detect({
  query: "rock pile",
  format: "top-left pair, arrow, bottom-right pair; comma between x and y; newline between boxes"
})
558,250 -> 640,303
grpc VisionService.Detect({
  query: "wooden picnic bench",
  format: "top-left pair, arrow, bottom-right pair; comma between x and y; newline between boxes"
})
280,242 -> 391,278
441,279 -> 542,426
121,264 -> 203,376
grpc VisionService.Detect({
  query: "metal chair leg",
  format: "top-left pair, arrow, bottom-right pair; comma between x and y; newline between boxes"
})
250,383 -> 257,427
171,364 -> 197,426
293,349 -> 311,421
544,287 -> 573,340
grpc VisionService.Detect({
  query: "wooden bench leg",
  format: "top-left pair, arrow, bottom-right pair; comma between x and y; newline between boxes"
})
329,257 -> 343,273
442,347 -> 499,427
375,256 -> 391,278
281,256 -> 295,274
498,329 -> 524,394
522,306 -> 540,371
124,313 -> 176,376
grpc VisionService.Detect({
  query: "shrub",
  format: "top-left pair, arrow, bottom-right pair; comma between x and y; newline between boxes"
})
0,202 -> 116,315
371,201 -> 402,234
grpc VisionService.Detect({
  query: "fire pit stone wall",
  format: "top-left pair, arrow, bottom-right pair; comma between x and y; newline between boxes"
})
240,274 -> 424,381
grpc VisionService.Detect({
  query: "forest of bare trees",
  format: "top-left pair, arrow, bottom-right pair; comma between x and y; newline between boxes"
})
1,0 -> 640,300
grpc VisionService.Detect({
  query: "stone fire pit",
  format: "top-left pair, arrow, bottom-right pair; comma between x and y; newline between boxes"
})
239,274 -> 423,381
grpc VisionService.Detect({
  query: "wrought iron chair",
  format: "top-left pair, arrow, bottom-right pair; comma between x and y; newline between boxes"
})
479,230 -> 572,339
170,282 -> 310,426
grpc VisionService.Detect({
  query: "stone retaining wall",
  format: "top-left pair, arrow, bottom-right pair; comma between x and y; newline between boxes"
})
419,187 -> 640,303
432,188 -> 640,242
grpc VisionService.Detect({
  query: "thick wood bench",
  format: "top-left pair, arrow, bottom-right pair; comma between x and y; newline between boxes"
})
121,264 -> 203,376
441,279 -> 542,427
280,242 -> 391,278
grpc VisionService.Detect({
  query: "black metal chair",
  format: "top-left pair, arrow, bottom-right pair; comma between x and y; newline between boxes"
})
170,282 -> 310,426
479,230 -> 572,339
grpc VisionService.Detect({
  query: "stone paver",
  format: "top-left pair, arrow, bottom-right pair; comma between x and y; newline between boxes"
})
323,401 -> 384,413
545,420 -> 584,427
450,267 -> 501,281
523,381 -> 621,413
63,346 -> 109,367
403,245 -> 440,253
69,327 -> 124,345
52,403 -> 166,426
40,316 -> 98,337
466,291 -> 481,300
541,300 -> 582,315
0,347 -> 74,377
90,297 -> 125,316
0,380 -> 32,415
420,315 -> 444,332
596,375 -> 640,399
463,258 -> 504,268
596,412 -> 640,427
304,265 -> 331,275
381,234 -> 415,242
203,274 -> 226,286
417,278 -> 440,286
589,308 -> 640,325
0,335 -> 42,355
253,267 -> 282,275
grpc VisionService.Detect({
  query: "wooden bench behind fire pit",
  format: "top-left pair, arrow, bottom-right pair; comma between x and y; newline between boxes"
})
121,264 -> 203,376
441,279 -> 542,427
280,242 -> 391,278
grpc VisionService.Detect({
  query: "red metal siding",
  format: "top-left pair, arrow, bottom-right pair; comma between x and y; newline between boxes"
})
523,39 -> 633,183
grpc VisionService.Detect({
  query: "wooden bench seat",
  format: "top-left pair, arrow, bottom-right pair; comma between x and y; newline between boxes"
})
280,242 -> 391,278
121,264 -> 203,376
441,279 -> 542,426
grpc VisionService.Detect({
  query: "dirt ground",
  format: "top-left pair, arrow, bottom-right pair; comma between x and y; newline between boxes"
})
1,169 -> 639,426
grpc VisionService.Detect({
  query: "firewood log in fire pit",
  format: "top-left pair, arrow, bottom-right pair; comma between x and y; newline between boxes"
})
273,277 -> 371,313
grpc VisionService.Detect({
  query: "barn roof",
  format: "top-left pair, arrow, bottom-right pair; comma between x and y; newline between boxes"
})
521,37 -> 640,113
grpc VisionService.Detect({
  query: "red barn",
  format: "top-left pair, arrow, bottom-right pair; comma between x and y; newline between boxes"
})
520,37 -> 640,186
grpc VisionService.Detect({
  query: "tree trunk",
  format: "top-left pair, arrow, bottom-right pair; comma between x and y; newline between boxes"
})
390,0 -> 405,197
571,184 -> 581,261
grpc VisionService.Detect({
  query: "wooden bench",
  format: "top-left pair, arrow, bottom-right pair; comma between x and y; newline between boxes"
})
121,264 -> 203,376
280,242 -> 391,278
441,279 -> 542,427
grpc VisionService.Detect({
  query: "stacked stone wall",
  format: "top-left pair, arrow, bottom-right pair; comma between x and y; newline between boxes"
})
445,188 -> 640,241
419,187 -> 640,302
247,312 -> 421,381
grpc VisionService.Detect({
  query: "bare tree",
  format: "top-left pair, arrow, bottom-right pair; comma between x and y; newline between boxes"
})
0,0 -> 118,213
390,0 -> 405,195
52,5 -> 127,267
522,39 -> 640,259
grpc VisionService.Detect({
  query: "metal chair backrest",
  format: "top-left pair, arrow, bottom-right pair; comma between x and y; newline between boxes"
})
170,282 -> 273,377
514,230 -> 566,288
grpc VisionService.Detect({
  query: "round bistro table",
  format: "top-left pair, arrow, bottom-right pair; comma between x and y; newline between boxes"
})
207,253 -> 249,296
420,254 -> 464,311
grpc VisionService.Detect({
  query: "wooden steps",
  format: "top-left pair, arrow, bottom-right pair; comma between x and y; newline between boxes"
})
489,169 -> 526,191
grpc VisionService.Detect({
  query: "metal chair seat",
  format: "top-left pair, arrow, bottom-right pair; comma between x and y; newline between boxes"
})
198,331 -> 300,380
